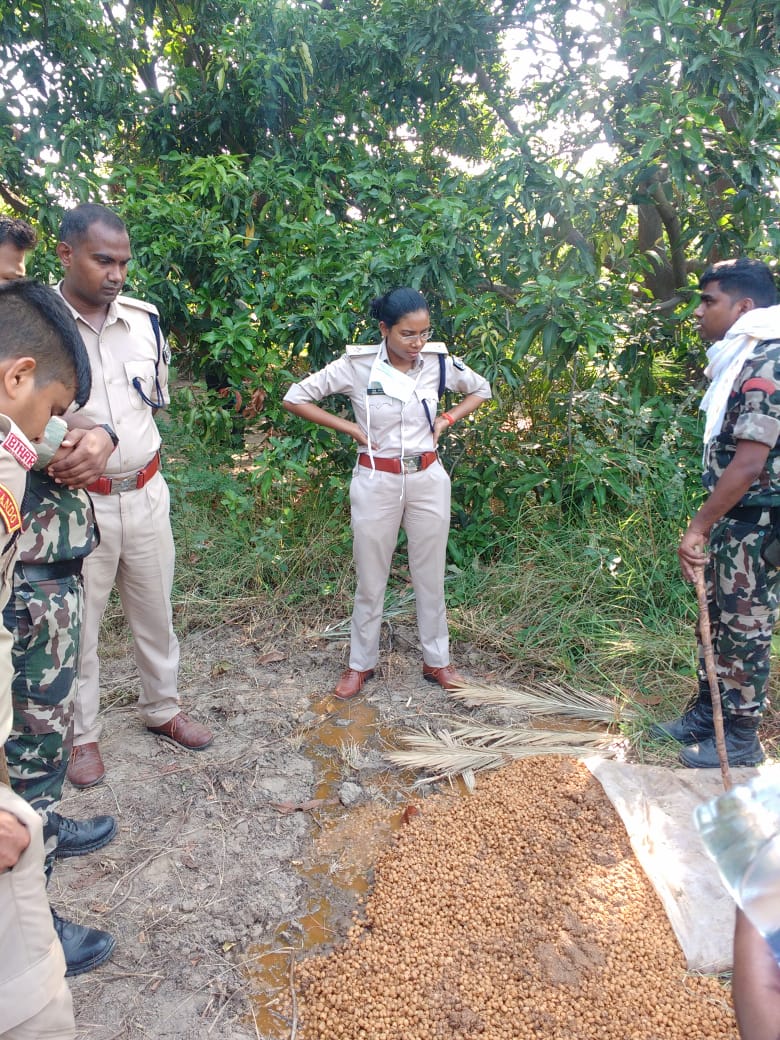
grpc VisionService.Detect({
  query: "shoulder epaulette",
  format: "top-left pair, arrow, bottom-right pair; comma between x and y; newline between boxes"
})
116,294 -> 159,315
345,341 -> 448,356
346,343 -> 381,357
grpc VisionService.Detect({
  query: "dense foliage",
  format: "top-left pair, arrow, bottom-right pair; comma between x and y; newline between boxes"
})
1,0 -> 779,565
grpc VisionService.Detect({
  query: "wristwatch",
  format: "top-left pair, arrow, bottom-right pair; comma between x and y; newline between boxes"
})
98,423 -> 119,448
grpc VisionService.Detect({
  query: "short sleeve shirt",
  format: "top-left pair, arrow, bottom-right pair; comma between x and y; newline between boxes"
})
283,343 -> 491,457
704,338 -> 780,505
56,285 -> 170,475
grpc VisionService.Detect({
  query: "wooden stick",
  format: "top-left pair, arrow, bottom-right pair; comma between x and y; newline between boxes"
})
693,568 -> 733,791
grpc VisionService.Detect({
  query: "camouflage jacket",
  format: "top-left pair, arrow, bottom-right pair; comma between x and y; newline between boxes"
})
18,470 -> 98,564
705,338 -> 780,506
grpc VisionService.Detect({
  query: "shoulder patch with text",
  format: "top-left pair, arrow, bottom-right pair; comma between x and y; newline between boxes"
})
0,483 -> 21,534
1,430 -> 36,470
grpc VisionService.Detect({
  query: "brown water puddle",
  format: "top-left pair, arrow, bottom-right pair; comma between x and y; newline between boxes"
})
242,697 -> 610,1035
244,694 -> 417,1037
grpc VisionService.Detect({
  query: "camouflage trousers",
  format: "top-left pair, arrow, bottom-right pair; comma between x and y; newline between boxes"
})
3,572 -> 82,854
700,514 -> 780,716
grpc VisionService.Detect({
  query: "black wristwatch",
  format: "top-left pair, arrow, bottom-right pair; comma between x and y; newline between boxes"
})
98,423 -> 119,448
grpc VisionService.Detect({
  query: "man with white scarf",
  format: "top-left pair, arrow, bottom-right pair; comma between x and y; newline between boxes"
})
652,258 -> 780,767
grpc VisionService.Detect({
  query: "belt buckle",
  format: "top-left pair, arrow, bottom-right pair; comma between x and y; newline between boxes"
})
112,474 -> 138,494
402,455 -> 422,474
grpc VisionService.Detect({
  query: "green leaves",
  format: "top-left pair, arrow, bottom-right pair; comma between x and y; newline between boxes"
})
1,0 -> 778,528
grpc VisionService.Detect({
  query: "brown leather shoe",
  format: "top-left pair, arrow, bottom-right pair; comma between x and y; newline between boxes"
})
333,668 -> 375,700
67,743 -> 106,789
147,712 -> 214,750
422,663 -> 465,691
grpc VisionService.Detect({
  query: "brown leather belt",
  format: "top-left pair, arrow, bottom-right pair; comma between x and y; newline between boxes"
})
358,451 -> 438,475
87,452 -> 160,495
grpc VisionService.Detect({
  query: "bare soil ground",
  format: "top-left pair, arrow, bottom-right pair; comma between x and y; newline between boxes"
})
53,608 -> 770,1040
53,614 -> 505,1040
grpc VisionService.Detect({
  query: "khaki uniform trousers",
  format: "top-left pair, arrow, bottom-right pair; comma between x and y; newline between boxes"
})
0,786 -> 73,1040
348,461 -> 451,672
75,472 -> 180,744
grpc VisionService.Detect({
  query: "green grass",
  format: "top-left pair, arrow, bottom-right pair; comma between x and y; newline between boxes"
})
161,426 -> 701,726
156,400 -> 780,763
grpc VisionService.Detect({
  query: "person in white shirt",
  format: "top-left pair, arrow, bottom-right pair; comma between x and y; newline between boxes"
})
284,287 -> 491,699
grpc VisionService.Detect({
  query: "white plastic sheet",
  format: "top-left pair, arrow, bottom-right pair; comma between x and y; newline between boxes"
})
585,758 -> 763,972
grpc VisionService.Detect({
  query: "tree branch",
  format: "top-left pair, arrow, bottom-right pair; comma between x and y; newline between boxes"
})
646,179 -> 687,291
474,65 -> 523,139
0,182 -> 28,214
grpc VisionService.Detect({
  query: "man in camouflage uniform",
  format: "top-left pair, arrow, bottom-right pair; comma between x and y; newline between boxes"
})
3,433 -> 118,975
0,224 -> 117,978
0,278 -> 92,1040
5,424 -> 104,848
652,258 -> 780,767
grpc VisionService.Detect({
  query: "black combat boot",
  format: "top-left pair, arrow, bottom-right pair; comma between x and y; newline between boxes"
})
679,713 -> 765,769
649,692 -> 715,745
51,909 -> 116,976
49,811 -> 117,860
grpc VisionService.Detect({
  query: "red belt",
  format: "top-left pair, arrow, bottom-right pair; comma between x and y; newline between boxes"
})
87,452 -> 160,495
358,451 -> 438,475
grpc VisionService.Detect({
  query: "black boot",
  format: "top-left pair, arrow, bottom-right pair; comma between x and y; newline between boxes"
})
679,714 -> 765,769
650,694 -> 714,745
51,909 -> 116,977
49,811 -> 118,860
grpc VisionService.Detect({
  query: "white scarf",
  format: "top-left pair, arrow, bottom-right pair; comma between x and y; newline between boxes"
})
700,304 -> 780,446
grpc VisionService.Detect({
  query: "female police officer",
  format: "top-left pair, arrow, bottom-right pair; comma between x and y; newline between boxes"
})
283,288 -> 492,699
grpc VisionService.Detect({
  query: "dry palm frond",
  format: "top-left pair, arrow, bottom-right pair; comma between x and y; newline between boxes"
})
448,678 -> 639,724
317,589 -> 417,640
385,721 -> 621,789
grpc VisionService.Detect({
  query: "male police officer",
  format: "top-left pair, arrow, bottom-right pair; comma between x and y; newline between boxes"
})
0,221 -> 116,975
0,279 -> 92,1040
652,258 -> 779,766
54,204 -> 213,789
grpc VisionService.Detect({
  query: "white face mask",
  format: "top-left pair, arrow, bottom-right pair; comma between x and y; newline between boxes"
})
368,354 -> 418,404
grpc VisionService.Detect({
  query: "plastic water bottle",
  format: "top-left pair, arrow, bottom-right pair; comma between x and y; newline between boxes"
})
693,769 -> 780,966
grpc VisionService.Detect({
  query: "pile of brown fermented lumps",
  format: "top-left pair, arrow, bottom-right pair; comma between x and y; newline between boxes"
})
295,756 -> 736,1040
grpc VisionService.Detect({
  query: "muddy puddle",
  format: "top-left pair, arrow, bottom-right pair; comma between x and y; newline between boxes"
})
242,691 -> 614,1036
244,694 -> 419,1037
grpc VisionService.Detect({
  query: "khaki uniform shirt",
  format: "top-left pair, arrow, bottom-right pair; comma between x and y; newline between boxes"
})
56,285 -> 170,475
0,415 -> 36,745
283,342 -> 491,457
